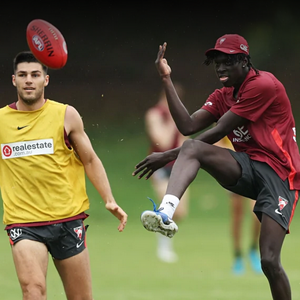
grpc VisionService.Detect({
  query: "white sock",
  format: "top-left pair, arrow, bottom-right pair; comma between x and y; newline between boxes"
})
157,233 -> 173,251
158,194 -> 180,219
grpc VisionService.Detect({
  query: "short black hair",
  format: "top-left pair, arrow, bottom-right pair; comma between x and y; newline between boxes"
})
13,51 -> 48,74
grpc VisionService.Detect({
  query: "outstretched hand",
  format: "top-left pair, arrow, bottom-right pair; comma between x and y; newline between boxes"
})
155,42 -> 171,78
105,202 -> 128,232
132,152 -> 171,179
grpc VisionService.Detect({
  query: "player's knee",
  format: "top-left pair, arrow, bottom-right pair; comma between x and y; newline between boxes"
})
181,139 -> 204,158
21,281 -> 46,299
260,255 -> 280,276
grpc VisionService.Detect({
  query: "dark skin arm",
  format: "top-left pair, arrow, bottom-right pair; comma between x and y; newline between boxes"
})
133,110 -> 247,179
155,43 -> 212,136
195,109 -> 249,144
133,42 -> 248,179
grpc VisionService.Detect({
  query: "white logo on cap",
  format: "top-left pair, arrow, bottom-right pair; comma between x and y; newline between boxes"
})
220,38 -> 226,44
240,44 -> 248,53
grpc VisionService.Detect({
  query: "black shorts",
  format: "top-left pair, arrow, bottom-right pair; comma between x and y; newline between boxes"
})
221,151 -> 299,232
7,219 -> 88,259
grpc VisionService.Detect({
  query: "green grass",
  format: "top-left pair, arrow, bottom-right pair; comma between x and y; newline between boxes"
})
1,125 -> 300,299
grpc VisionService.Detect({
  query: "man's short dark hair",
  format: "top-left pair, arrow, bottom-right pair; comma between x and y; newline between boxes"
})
13,51 -> 48,74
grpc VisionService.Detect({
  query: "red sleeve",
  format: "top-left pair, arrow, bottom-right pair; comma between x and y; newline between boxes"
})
201,89 -> 224,120
231,73 -> 277,122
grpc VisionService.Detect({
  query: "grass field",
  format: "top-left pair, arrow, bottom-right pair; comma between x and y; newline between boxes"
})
1,124 -> 300,299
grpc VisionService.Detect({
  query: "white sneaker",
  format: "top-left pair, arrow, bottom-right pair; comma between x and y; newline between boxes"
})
141,198 -> 178,238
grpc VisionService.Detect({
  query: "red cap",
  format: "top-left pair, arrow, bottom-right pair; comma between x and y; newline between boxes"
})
205,34 -> 249,56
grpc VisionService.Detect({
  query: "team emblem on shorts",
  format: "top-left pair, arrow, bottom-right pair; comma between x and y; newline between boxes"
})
275,196 -> 289,215
74,226 -> 83,240
278,196 -> 288,210
9,228 -> 22,240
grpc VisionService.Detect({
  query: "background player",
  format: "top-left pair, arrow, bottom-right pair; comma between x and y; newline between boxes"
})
215,136 -> 262,275
145,82 -> 190,263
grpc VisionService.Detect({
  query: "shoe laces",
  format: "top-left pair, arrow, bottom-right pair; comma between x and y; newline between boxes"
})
147,197 -> 170,224
147,197 -> 163,212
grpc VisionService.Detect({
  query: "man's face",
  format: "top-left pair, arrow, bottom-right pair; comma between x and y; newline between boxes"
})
213,53 -> 245,88
12,62 -> 49,104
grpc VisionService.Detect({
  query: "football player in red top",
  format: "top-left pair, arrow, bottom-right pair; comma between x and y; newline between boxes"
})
133,34 -> 300,300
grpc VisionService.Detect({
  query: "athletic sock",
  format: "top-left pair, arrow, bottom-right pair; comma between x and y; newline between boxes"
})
234,250 -> 242,258
250,243 -> 258,251
158,194 -> 180,219
157,233 -> 178,263
158,233 -> 174,251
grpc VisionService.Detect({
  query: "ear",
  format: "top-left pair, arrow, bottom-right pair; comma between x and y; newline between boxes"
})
12,75 -> 16,87
242,57 -> 249,68
44,75 -> 49,87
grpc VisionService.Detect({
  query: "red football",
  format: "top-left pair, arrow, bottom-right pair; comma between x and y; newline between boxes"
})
26,19 -> 68,69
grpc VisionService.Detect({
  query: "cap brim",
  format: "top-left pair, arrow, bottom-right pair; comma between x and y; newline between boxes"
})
205,47 -> 242,56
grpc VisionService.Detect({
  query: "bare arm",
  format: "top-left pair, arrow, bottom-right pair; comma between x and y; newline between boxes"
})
65,105 -> 127,232
156,42 -> 249,150
133,42 -> 248,180
194,110 -> 249,144
155,42 -> 216,135
133,110 -> 247,180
